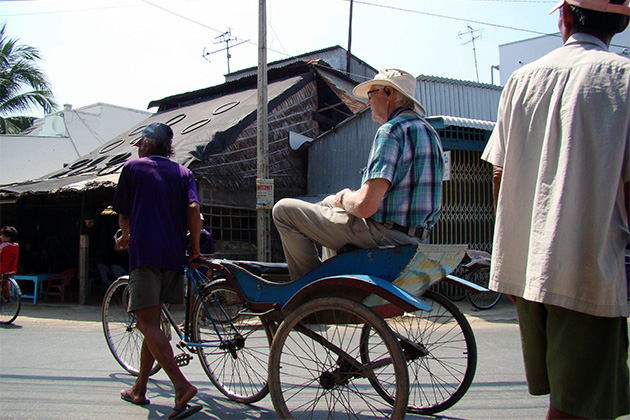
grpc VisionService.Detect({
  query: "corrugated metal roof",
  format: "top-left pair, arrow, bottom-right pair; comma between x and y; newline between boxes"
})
427,116 -> 496,131
417,75 -> 503,122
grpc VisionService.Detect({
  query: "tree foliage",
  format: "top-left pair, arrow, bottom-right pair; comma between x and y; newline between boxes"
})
0,23 -> 57,134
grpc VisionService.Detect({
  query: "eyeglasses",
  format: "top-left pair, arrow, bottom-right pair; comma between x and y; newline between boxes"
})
366,88 -> 384,100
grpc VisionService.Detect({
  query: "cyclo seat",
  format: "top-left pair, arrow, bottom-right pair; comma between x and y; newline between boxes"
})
233,261 -> 290,283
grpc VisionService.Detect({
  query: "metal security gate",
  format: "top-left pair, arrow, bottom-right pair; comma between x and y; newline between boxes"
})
429,149 -> 495,298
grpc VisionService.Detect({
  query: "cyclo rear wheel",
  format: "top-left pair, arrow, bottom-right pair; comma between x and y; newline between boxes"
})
360,290 -> 477,414
0,277 -> 21,325
268,297 -> 409,419
102,277 -> 163,376
192,280 -> 275,404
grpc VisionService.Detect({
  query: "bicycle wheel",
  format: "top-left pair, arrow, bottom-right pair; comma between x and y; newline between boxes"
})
192,280 -> 274,404
0,277 -> 21,325
361,290 -> 477,414
268,297 -> 409,419
467,266 -> 502,310
102,277 -> 162,376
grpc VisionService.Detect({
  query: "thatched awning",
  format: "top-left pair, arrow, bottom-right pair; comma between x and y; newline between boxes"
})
0,73 -> 314,198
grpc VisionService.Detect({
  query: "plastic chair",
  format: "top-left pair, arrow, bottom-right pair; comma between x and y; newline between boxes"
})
45,268 -> 76,302
110,265 -> 127,281
96,264 -> 113,294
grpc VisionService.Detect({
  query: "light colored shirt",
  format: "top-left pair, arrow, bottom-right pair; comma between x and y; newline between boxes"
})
482,33 -> 630,318
362,107 -> 444,230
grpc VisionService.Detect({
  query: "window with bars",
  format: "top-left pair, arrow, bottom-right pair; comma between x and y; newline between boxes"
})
203,206 -> 256,242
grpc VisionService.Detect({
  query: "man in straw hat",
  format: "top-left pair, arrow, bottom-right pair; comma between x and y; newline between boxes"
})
273,68 -> 444,280
482,1 -> 630,418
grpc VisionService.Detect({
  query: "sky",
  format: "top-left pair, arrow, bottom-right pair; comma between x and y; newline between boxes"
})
0,0 -> 602,116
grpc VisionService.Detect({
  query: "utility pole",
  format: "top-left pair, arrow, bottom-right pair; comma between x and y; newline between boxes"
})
257,0 -> 271,262
346,0 -> 353,75
459,25 -> 483,83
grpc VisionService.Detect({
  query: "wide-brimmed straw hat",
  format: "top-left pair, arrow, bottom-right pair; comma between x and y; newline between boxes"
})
549,0 -> 630,15
353,68 -> 426,116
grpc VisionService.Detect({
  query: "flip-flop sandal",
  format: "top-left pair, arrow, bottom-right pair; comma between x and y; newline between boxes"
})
169,404 -> 203,419
120,390 -> 150,406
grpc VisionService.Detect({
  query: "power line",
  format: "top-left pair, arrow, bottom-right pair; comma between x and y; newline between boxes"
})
347,0 -> 559,37
347,0 -> 628,49
140,0 -> 290,57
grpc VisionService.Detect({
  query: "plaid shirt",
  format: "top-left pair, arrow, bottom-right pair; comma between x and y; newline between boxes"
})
362,107 -> 444,230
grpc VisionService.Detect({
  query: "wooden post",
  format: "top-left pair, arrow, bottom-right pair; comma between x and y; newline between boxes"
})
257,0 -> 271,262
79,234 -> 89,305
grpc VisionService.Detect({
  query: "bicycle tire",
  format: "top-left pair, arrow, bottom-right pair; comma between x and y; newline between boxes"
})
101,277 -> 162,376
466,266 -> 502,310
192,280 -> 274,404
268,297 -> 409,419
361,290 -> 477,414
0,277 -> 21,325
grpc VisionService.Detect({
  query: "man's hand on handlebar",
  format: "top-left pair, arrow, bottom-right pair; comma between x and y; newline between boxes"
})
113,229 -> 130,251
187,253 -> 206,269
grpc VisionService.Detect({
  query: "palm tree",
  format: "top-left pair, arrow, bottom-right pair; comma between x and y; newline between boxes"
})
0,23 -> 57,134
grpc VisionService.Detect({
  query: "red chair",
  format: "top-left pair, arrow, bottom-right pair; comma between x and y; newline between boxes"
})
45,269 -> 76,302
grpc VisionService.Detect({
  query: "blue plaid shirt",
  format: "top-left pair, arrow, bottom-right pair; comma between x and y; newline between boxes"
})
362,107 -> 444,230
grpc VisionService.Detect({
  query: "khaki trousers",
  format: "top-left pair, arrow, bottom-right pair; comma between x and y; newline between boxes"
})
272,196 -> 420,280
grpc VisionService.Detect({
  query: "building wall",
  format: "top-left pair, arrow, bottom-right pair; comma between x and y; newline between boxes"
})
499,28 -> 630,85
308,77 -> 502,196
1,103 -> 151,185
196,81 -> 320,261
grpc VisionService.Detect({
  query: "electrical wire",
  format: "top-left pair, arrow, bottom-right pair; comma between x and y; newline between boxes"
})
140,0 -> 290,56
347,0 -> 558,37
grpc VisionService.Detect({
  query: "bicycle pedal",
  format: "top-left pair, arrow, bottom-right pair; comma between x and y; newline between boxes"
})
174,352 -> 192,367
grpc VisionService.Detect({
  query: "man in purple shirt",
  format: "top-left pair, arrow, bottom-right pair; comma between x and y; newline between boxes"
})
113,122 -> 203,419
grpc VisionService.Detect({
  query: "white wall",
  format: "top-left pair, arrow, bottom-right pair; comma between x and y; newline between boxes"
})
499,27 -> 630,85
0,136 -> 79,184
1,103 -> 152,185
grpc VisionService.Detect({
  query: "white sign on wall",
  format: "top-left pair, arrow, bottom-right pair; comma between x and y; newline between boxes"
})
443,151 -> 451,181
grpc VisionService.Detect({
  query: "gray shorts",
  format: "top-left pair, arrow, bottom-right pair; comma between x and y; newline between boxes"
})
515,297 -> 630,419
127,266 -> 184,313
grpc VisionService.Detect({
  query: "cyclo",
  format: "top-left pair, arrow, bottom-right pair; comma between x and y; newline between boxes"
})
103,242 -> 487,419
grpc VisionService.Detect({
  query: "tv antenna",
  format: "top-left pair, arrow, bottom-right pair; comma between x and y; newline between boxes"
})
203,28 -> 249,74
459,24 -> 483,83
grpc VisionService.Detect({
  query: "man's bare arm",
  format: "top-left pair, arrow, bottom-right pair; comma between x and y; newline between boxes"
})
187,201 -> 203,265
492,166 -> 503,212
115,214 -> 130,250
334,178 -> 390,219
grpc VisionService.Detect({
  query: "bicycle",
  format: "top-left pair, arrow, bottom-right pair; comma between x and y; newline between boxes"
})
103,242 -> 484,418
102,263 -> 275,404
0,275 -> 21,325
457,250 -> 502,310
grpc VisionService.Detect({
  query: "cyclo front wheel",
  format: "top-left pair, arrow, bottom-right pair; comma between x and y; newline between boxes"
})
360,290 -> 477,414
268,297 -> 409,419
192,279 -> 275,404
102,277 -> 163,376
0,277 -> 21,325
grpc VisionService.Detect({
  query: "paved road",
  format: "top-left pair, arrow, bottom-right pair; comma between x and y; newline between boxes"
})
0,298 -> 627,419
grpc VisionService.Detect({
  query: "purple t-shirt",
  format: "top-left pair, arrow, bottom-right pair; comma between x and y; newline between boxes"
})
112,156 -> 200,273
